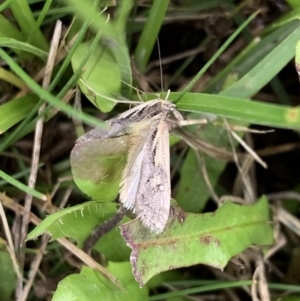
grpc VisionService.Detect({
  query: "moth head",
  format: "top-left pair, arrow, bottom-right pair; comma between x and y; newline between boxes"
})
161,100 -> 183,122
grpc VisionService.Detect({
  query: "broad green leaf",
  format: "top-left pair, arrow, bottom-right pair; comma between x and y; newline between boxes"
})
0,94 -> 38,134
176,150 -> 205,212
71,41 -> 122,112
0,48 -> 106,129
52,264 -> 148,301
176,150 -> 224,213
27,201 -> 130,261
120,197 -> 273,286
70,136 -> 129,201
66,0 -> 132,97
0,238 -> 17,301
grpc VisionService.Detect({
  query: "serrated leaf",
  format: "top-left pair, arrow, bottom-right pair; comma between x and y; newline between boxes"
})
120,196 -> 273,286
27,201 -> 116,242
27,201 -> 130,261
71,41 -> 122,113
176,150 -> 207,212
70,136 -> 129,201
52,263 -> 148,301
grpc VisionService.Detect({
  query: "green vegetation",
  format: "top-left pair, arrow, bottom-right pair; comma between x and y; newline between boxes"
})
1,0 -> 300,300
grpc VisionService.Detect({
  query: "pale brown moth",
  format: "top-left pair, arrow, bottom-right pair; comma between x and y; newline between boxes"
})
77,98 -> 183,233
119,100 -> 183,233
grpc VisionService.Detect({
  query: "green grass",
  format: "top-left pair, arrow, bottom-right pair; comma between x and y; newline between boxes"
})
1,1 -> 300,301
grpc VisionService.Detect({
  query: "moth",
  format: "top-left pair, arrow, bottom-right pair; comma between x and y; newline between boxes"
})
77,98 -> 183,233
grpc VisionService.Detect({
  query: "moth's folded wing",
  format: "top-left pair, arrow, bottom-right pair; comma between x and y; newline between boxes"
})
119,120 -> 153,211
136,120 -> 171,233
76,124 -> 112,142
114,99 -> 162,123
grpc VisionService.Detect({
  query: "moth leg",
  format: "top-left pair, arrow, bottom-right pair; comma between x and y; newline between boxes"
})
83,206 -> 125,254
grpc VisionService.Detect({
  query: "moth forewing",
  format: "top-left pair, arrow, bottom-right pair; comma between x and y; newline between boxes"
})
135,119 -> 171,233
119,119 -> 155,211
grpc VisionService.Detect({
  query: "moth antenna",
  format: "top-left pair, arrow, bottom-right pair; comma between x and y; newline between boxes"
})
120,79 -> 147,101
136,88 -> 145,103
80,78 -> 144,105
156,38 -> 164,94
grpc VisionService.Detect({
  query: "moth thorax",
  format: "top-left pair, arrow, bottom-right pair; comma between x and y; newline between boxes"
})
160,100 -> 182,121
161,100 -> 176,113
